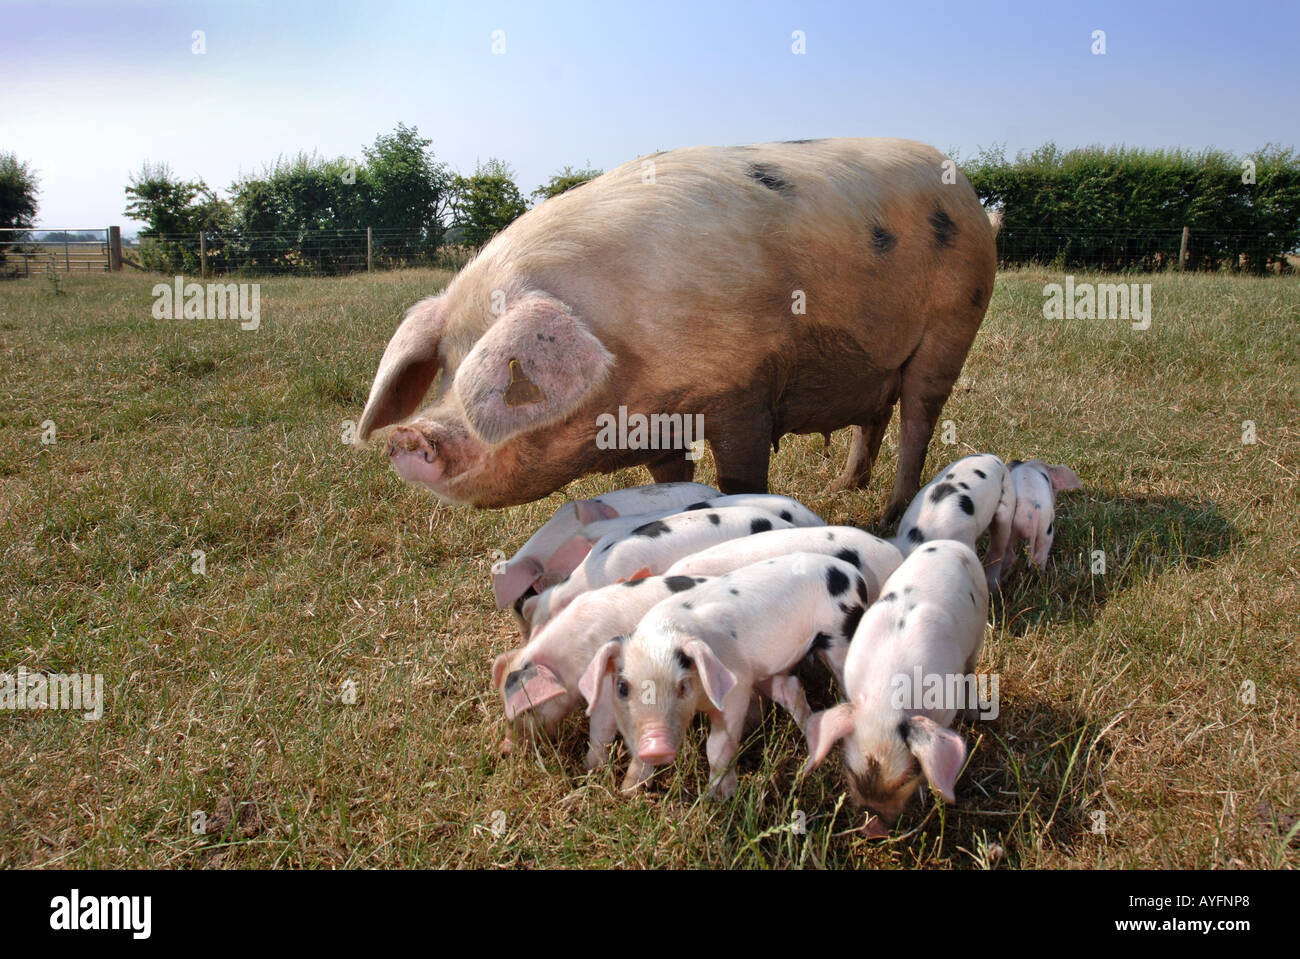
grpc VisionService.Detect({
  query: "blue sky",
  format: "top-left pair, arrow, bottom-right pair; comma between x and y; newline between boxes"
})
3,0 -> 1297,228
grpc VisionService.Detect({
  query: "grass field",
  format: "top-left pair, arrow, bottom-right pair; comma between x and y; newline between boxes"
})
0,266 -> 1296,869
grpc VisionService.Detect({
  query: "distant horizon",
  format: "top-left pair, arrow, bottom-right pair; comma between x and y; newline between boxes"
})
4,0 -> 1297,228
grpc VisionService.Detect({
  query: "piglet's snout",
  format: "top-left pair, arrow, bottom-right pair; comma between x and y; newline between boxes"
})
636,728 -> 678,765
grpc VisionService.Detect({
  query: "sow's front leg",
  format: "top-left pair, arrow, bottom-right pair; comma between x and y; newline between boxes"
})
829,370 -> 900,493
646,451 -> 696,486
704,405 -> 773,495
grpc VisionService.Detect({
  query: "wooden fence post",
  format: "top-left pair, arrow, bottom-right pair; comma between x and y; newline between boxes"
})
199,231 -> 207,278
1180,226 -> 1190,272
64,232 -> 70,272
108,226 -> 122,271
367,226 -> 373,272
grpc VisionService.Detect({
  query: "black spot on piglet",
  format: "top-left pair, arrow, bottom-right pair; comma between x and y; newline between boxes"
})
825,566 -> 850,596
930,482 -> 957,503
750,518 -> 773,534
959,494 -> 975,515
634,520 -> 671,538
835,548 -> 860,567
907,527 -> 925,544
841,604 -> 865,639
664,576 -> 697,593
707,513 -> 722,526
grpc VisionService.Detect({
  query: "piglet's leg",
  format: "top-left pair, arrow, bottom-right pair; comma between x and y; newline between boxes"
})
705,694 -> 749,800
756,674 -> 812,734
620,757 -> 655,794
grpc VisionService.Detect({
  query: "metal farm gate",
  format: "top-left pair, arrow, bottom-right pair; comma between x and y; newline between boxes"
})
0,227 -> 123,278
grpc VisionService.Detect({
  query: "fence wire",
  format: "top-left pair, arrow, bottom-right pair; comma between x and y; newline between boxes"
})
5,225 -> 1295,280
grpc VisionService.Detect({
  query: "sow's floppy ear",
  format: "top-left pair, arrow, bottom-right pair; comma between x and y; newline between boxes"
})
355,295 -> 449,444
453,293 -> 615,447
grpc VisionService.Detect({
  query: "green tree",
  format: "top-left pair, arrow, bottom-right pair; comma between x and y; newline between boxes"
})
1,151 -> 40,263
124,161 -> 230,235
363,123 -> 452,246
451,159 -> 528,248
531,165 -> 602,202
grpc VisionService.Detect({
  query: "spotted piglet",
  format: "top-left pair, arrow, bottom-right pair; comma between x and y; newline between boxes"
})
664,525 -> 903,605
524,506 -> 796,633
999,459 -> 1082,573
492,572 -> 712,769
892,453 -> 1016,586
492,481 -> 717,610
803,540 -> 988,835
579,553 -> 871,797
576,492 -> 823,545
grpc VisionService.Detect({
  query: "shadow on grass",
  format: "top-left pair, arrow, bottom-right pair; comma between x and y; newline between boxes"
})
993,492 -> 1240,636
947,693 -> 1112,865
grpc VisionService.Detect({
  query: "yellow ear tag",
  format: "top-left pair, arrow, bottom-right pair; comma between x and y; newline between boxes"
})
503,358 -> 545,407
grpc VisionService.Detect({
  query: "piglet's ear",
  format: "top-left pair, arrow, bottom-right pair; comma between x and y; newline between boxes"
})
453,294 -> 614,447
1046,465 -> 1082,492
493,557 -> 543,609
356,295 -> 448,444
491,652 -> 515,691
682,640 -> 736,713
574,500 -> 619,525
504,664 -> 567,722
578,641 -> 621,717
905,715 -> 967,803
801,703 -> 855,773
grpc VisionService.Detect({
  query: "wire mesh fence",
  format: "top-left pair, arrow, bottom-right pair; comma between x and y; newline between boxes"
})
6,224 -> 1295,280
995,228 -> 1296,273
130,229 -> 472,277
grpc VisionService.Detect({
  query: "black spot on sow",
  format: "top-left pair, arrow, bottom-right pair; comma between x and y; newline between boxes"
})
930,208 -> 956,248
747,162 -> 792,193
